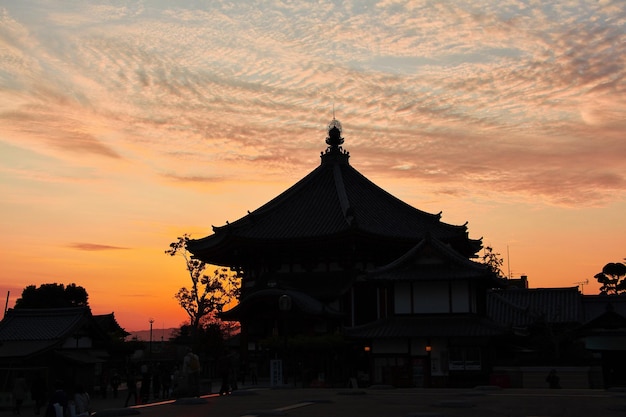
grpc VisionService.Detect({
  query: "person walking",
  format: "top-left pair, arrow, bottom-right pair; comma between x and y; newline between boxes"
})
31,375 -> 46,415
151,363 -> 161,400
217,352 -> 231,396
73,384 -> 90,416
160,365 -> 172,399
183,348 -> 201,397
546,369 -> 561,389
124,370 -> 138,407
11,372 -> 28,415
45,380 -> 68,417
110,371 -> 121,399
139,363 -> 151,403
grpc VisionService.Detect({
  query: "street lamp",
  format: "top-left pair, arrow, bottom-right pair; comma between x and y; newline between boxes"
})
149,318 -> 154,356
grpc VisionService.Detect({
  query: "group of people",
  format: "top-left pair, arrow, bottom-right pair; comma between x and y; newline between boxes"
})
11,375 -> 91,417
9,347 -> 231,415
122,362 -> 175,407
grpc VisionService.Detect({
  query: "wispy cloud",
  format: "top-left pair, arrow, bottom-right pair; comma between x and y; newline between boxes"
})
1,1 -> 625,328
2,1 -> 624,207
68,243 -> 130,251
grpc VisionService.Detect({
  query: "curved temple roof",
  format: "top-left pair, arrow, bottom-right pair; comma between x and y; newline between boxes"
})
188,119 -> 481,263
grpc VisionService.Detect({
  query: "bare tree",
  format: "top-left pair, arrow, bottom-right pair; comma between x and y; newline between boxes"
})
165,234 -> 239,343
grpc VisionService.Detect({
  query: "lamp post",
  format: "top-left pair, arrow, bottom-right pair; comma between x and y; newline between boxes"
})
149,318 -> 154,357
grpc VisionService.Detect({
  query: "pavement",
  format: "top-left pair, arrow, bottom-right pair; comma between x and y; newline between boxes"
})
84,385 -> 626,417
8,384 -> 626,417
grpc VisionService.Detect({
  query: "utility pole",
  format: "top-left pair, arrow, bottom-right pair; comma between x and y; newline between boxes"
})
4,291 -> 9,318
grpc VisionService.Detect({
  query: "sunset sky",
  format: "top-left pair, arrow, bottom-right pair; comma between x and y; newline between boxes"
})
1,1 -> 625,331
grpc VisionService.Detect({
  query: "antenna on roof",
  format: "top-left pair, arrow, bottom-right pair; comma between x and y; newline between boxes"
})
574,279 -> 589,293
507,245 -> 512,279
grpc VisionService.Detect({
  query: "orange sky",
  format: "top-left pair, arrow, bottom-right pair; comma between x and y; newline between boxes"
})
1,1 -> 625,331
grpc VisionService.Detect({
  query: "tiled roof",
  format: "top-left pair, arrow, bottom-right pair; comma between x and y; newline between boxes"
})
365,235 -> 495,282
486,287 -> 582,327
189,135 -> 481,262
581,295 -> 626,323
344,315 -> 508,339
94,312 -> 130,336
0,340 -> 58,358
0,307 -> 90,341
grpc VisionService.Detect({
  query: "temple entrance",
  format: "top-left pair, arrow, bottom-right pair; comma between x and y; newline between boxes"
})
372,356 -> 429,387
411,357 -> 428,387
373,356 -> 409,387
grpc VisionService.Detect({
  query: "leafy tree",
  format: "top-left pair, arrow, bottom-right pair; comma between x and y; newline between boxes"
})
480,246 -> 505,278
165,234 -> 240,344
171,313 -> 240,358
594,260 -> 626,295
14,283 -> 89,308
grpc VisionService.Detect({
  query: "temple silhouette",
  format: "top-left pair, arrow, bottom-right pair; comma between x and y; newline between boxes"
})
187,118 -> 623,388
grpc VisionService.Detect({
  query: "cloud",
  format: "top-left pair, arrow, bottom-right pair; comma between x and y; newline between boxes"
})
68,243 -> 130,251
0,0 -> 624,208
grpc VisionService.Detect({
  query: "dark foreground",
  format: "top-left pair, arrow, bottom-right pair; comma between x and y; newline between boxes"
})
84,387 -> 626,417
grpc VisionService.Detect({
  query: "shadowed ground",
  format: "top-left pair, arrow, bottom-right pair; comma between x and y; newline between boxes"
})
78,387 -> 626,417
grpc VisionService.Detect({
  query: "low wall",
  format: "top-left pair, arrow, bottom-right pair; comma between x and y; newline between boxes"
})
491,366 -> 604,389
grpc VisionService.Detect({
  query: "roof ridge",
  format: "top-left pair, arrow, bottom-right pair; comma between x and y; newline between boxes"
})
333,164 -> 353,225
369,235 -> 486,276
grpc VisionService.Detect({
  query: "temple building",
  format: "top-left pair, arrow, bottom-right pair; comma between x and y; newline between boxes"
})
188,118 -> 508,387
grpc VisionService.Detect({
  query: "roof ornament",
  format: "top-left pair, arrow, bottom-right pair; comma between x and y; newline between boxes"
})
326,117 -> 344,149
321,108 -> 349,164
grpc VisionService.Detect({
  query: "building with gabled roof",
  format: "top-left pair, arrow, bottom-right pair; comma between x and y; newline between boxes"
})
93,312 -> 130,339
0,307 -> 120,395
487,287 -> 583,329
188,119 -> 481,267
185,118 -> 626,389
188,119 -> 508,387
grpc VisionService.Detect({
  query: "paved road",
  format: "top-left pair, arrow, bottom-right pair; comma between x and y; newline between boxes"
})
88,387 -> 626,417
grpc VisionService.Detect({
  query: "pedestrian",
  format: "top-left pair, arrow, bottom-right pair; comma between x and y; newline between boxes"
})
99,369 -> 108,399
124,370 -> 138,407
45,380 -> 68,417
249,362 -> 258,385
110,371 -> 121,399
546,369 -> 561,389
171,366 -> 181,397
11,372 -> 28,415
140,363 -> 151,403
31,374 -> 46,415
218,352 -> 231,396
73,384 -> 90,416
229,351 -> 239,391
183,348 -> 201,397
152,363 -> 162,400
160,365 -> 172,398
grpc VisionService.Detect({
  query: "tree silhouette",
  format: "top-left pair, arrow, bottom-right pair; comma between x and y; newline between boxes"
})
480,246 -> 505,278
594,260 -> 626,295
165,234 -> 239,345
14,283 -> 89,308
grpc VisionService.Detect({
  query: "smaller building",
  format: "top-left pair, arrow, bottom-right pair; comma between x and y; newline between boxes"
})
0,307 -> 125,403
578,296 -> 626,388
346,234 -> 506,388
